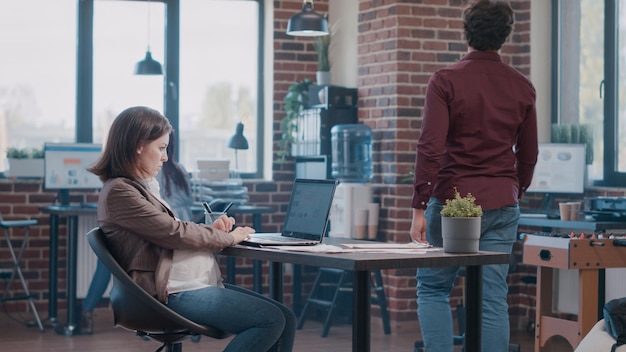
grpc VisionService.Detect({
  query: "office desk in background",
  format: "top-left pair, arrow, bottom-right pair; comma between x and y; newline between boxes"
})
42,203 -> 274,336
40,204 -> 98,336
518,214 -> 626,232
221,238 -> 510,352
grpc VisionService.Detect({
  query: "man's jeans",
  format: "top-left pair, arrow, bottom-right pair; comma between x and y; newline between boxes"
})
416,198 -> 519,352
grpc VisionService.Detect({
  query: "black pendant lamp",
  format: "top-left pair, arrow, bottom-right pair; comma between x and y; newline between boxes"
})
286,0 -> 329,37
135,0 -> 162,75
135,50 -> 162,75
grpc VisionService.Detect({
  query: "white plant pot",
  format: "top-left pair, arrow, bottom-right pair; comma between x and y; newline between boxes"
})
6,158 -> 44,178
441,217 -> 481,253
316,71 -> 331,86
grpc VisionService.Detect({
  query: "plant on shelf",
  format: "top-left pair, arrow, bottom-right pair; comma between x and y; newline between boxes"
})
440,188 -> 483,218
314,34 -> 330,72
276,78 -> 313,163
313,19 -> 332,85
5,146 -> 45,178
6,147 -> 44,159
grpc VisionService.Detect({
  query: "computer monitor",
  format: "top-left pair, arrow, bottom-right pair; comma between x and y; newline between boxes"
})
526,143 -> 587,214
44,142 -> 103,205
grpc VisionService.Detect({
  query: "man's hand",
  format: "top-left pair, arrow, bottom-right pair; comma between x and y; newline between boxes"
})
410,208 -> 428,244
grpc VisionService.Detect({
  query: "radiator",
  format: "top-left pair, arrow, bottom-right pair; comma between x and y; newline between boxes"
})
555,268 -> 626,315
77,215 -> 111,299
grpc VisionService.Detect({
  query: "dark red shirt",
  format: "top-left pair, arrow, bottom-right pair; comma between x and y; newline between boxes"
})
412,51 -> 538,211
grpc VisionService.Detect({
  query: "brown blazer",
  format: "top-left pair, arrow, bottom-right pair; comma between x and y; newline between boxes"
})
97,177 -> 234,303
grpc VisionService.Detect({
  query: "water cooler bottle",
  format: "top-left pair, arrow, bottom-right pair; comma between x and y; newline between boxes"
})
328,124 -> 377,239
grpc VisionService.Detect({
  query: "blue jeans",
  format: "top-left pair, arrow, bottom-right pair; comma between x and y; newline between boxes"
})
416,198 -> 519,352
167,284 -> 296,352
83,259 -> 111,312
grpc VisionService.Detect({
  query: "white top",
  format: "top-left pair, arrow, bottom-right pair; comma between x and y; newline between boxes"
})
145,177 -> 224,294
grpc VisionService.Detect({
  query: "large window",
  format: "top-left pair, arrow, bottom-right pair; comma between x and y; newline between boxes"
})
555,0 -> 626,186
1,0 -> 263,178
0,1 -> 77,172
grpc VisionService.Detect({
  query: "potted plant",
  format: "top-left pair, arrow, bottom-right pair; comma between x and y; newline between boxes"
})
314,33 -> 331,85
276,78 -> 314,163
440,188 -> 483,253
5,146 -> 45,178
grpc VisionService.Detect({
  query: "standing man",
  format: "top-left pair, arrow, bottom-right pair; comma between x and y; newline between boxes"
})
410,0 -> 538,351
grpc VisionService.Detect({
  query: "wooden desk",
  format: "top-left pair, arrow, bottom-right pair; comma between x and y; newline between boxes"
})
221,238 -> 510,352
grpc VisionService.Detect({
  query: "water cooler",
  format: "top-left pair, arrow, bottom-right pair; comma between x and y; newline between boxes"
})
328,124 -> 377,239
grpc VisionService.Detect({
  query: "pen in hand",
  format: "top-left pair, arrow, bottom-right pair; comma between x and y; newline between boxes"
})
202,202 -> 213,214
222,202 -> 234,214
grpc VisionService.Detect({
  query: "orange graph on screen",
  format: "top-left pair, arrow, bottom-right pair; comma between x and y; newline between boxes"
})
63,158 -> 82,165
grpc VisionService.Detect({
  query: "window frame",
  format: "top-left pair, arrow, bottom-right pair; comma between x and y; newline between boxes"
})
552,0 -> 626,187
77,0 -> 265,179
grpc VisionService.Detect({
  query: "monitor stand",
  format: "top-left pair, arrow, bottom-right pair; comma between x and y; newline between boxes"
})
540,193 -> 560,219
57,190 -> 71,206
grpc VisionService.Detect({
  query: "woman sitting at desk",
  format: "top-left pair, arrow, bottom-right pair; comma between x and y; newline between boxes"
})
88,106 -> 296,351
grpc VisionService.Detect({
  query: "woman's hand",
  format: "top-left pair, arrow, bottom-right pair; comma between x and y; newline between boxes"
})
229,226 -> 255,245
211,215 -> 235,232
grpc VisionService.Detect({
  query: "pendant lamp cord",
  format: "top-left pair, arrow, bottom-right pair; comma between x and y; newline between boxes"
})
146,0 -> 152,51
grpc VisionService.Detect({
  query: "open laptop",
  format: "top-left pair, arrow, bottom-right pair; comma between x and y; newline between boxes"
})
241,178 -> 338,246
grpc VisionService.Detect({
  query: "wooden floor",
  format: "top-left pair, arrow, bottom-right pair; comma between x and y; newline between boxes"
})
0,307 -> 575,351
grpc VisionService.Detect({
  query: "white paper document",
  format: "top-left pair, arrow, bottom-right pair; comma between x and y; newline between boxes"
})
266,242 -> 439,254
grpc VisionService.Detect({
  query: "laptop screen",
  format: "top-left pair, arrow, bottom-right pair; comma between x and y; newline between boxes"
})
282,179 -> 338,239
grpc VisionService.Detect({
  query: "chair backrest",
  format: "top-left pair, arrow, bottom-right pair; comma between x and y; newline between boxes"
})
86,227 -> 229,339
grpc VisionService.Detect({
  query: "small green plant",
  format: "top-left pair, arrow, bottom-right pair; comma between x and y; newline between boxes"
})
314,34 -> 330,72
440,188 -> 483,217
6,147 -> 44,159
276,78 -> 314,163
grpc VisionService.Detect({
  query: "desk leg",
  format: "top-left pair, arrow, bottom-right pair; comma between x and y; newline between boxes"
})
353,270 -> 371,352
252,213 -> 263,293
226,257 -> 236,284
48,214 -> 59,326
465,265 -> 483,352
56,216 -> 79,336
269,262 -> 283,302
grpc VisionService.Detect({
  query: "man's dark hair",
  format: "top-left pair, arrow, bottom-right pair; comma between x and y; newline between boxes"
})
463,0 -> 514,51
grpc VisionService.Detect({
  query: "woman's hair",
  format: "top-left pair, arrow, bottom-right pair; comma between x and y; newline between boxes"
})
160,131 -> 191,197
89,106 -> 172,182
463,0 -> 514,51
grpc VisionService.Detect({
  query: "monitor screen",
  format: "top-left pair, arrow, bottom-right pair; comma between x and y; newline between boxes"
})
526,143 -> 586,194
44,142 -> 103,191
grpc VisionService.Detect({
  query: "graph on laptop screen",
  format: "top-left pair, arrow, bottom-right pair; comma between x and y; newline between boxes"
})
44,142 -> 103,205
525,143 -> 586,213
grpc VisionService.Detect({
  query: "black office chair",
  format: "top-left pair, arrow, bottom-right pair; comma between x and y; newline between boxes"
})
87,227 -> 230,352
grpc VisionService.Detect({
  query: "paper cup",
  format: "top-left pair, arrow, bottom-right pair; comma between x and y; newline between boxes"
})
367,203 -> 380,240
568,202 -> 582,221
354,208 -> 368,239
558,203 -> 571,221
